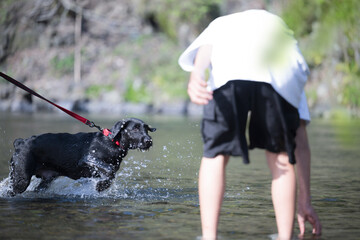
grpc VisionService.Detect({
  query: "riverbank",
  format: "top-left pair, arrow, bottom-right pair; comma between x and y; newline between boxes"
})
1,0 -> 359,119
0,95 -> 204,117
0,92 -> 357,120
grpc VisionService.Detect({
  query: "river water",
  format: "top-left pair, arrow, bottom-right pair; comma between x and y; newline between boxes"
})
0,113 -> 359,240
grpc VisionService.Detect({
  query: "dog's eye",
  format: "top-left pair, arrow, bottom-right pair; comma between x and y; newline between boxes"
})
131,126 -> 140,132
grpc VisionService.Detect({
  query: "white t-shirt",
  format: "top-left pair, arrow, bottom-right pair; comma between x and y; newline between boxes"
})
179,10 -> 310,122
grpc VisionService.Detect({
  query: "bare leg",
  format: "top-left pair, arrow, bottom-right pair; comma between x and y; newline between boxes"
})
295,121 -> 322,236
199,155 -> 229,239
266,151 -> 296,240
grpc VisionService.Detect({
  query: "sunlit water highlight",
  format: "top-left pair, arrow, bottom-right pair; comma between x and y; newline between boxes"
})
0,113 -> 359,239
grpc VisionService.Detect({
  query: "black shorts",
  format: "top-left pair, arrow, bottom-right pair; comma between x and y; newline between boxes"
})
201,80 -> 300,164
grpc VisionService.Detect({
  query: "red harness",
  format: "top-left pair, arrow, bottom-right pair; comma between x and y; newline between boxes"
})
102,129 -> 121,147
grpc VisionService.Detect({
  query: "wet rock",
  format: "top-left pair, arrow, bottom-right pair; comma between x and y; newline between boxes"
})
10,92 -> 35,113
187,102 -> 203,117
156,101 -> 188,116
72,99 -> 90,113
120,102 -> 153,115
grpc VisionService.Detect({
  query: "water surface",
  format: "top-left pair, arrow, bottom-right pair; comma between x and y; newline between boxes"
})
0,113 -> 359,239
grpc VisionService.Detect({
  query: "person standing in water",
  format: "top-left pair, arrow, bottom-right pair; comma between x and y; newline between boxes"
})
178,9 -> 322,240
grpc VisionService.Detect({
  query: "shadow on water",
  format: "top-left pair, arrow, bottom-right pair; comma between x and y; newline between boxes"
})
0,113 -> 360,239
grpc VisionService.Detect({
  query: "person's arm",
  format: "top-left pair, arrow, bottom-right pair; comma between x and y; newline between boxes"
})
187,44 -> 213,105
295,120 -> 322,237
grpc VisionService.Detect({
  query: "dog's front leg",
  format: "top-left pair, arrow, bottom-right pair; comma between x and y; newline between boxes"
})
81,155 -> 116,192
96,179 -> 113,192
35,179 -> 54,192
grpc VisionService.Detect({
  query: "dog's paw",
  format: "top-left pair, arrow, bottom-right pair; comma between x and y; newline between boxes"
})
96,180 -> 111,192
6,190 -> 16,197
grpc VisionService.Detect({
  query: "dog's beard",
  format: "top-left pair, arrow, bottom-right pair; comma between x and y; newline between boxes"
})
128,141 -> 152,151
138,148 -> 150,152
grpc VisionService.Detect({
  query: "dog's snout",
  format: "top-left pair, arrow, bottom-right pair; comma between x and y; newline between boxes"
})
144,137 -> 153,148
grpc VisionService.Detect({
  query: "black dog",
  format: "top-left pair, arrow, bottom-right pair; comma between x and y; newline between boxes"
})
8,118 -> 156,196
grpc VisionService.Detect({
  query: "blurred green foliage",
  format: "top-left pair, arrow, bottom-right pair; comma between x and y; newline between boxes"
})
141,0 -> 360,110
115,33 -> 188,104
0,0 -> 16,24
2,0 -> 360,112
282,0 -> 360,108
124,79 -> 152,104
339,63 -> 360,108
142,0 -> 221,40
50,54 -> 74,75
118,0 -> 221,104
281,0 -> 318,37
86,84 -> 114,99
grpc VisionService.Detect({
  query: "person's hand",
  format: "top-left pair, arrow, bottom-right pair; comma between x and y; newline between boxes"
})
297,202 -> 322,238
187,71 -> 213,105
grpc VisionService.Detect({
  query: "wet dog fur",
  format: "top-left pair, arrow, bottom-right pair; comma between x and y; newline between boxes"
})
8,118 -> 156,196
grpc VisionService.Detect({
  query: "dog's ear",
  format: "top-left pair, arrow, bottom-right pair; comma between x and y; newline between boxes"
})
146,125 -> 156,132
110,120 -> 128,139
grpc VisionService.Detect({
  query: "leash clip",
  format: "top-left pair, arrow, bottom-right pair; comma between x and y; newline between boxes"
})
86,120 -> 103,132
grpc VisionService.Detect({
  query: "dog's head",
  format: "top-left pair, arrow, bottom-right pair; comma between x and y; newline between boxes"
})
110,118 -> 156,150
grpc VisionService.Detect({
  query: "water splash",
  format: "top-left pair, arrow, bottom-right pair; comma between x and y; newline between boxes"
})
0,134 -> 200,202
0,156 -> 186,201
0,177 -> 11,197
